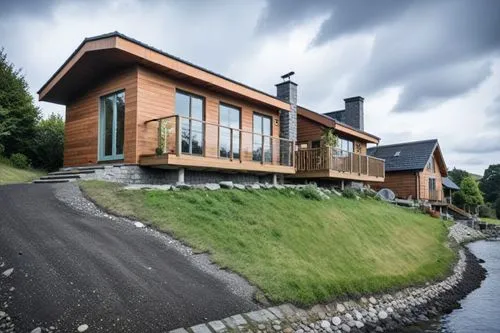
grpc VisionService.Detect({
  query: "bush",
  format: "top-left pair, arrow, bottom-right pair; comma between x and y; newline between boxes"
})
10,153 -> 30,169
299,184 -> 324,201
478,204 -> 496,218
496,198 -> 500,219
30,113 -> 64,171
342,188 -> 358,199
0,143 -> 4,156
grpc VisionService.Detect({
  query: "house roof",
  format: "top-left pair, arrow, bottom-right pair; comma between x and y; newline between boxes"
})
297,106 -> 380,144
38,31 -> 290,110
367,139 -> 448,175
442,177 -> 460,190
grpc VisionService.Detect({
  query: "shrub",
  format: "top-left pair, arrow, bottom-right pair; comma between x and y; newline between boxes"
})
342,188 -> 358,199
299,184 -> 324,201
30,113 -> 64,171
10,153 -> 30,169
478,204 -> 496,218
496,198 -> 500,219
0,143 -> 4,156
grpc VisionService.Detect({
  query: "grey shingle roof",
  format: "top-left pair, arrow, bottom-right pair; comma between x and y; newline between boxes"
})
442,177 -> 460,190
367,139 -> 438,172
324,110 -> 345,123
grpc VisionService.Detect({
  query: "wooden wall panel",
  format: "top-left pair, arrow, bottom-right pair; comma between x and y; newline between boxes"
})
418,151 -> 444,200
370,171 -> 418,200
136,66 -> 281,162
64,68 -> 138,167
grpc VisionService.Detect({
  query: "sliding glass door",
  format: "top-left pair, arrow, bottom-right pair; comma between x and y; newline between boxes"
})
252,113 -> 272,163
175,91 -> 204,155
219,104 -> 240,159
99,91 -> 125,161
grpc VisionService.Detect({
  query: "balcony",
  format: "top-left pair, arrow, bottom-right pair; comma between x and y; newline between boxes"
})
428,189 -> 443,202
292,147 -> 385,182
139,115 -> 296,174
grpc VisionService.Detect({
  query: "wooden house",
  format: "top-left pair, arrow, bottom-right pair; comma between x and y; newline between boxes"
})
367,139 -> 448,201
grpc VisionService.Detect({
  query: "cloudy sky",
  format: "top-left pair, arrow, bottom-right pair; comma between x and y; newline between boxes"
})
1,0 -> 499,174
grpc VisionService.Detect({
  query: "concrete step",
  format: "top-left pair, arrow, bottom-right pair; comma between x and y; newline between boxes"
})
59,165 -> 105,172
48,169 -> 96,176
32,179 -> 73,184
40,174 -> 81,180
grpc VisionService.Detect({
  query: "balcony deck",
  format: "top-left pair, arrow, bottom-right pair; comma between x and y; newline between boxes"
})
290,147 -> 385,182
139,115 -> 295,174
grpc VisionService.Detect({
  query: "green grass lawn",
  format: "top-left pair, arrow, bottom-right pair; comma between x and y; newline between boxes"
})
0,161 -> 45,184
81,181 -> 455,305
482,217 -> 500,225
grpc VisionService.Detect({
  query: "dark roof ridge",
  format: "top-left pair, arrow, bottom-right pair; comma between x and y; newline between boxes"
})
39,31 -> 287,105
370,139 -> 438,149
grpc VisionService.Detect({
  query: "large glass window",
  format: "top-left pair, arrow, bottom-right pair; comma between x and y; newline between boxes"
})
335,138 -> 353,156
175,91 -> 204,155
253,113 -> 272,163
219,104 -> 240,159
99,91 -> 125,161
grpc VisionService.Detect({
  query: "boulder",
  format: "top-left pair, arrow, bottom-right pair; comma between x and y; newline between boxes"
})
219,181 -> 234,189
234,184 -> 246,190
205,183 -> 221,191
331,317 -> 342,326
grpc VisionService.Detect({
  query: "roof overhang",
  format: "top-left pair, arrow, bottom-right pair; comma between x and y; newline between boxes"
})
430,143 -> 448,176
297,106 -> 380,144
38,32 -> 290,111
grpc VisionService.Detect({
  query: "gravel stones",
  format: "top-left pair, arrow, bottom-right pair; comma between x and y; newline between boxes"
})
320,320 -> 330,329
369,297 -> 377,304
378,311 -> 388,320
336,303 -> 346,313
30,328 -> 42,333
2,268 -> 13,277
331,316 -> 342,326
77,324 -> 89,332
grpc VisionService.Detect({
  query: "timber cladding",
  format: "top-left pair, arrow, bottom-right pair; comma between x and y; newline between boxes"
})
369,171 -> 418,200
64,68 -> 138,167
136,66 -> 281,162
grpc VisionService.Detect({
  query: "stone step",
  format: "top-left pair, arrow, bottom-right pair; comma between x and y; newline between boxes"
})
40,174 -> 81,180
59,165 -> 105,172
32,179 -> 73,184
48,169 -> 96,176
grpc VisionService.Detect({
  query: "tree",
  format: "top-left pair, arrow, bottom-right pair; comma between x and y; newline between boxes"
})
448,167 -> 469,187
455,176 -> 484,213
0,48 -> 40,157
31,113 -> 65,171
480,164 -> 500,203
321,128 -> 338,147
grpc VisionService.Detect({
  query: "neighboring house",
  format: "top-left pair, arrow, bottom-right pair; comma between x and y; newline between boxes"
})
289,97 -> 385,186
442,177 -> 460,204
367,139 -> 448,201
38,32 -> 385,185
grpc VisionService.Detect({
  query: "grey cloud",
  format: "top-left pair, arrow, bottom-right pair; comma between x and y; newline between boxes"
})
393,60 -> 493,112
260,0 -> 500,113
0,0 -> 56,18
454,136 -> 500,154
485,95 -> 500,126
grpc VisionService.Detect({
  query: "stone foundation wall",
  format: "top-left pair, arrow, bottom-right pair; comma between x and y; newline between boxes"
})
80,165 -> 273,185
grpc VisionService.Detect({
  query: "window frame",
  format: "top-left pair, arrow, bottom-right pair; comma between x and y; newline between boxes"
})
252,112 -> 273,163
218,102 -> 242,159
98,89 -> 125,162
175,89 -> 205,156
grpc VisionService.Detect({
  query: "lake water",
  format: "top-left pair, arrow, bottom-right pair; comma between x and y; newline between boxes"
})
403,240 -> 500,333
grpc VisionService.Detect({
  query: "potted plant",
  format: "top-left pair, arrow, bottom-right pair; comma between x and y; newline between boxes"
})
155,119 -> 170,156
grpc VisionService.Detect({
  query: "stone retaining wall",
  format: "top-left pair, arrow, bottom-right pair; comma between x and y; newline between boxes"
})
79,165 -> 272,185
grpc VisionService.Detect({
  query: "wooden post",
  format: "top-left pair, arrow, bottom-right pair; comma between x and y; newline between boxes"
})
176,116 -> 181,156
350,153 -> 353,173
366,156 -> 370,176
261,136 -> 265,164
230,128 -> 234,161
157,119 -> 163,154
358,154 -> 361,175
291,141 -> 295,168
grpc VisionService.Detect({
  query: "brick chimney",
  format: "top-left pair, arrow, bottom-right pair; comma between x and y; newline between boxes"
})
276,73 -> 297,141
344,96 -> 364,131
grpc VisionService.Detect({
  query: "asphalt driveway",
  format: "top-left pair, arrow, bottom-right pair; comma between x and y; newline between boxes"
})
0,184 -> 256,332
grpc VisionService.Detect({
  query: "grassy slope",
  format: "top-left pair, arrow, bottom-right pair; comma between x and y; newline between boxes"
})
81,181 -> 455,305
0,162 -> 44,184
482,217 -> 500,225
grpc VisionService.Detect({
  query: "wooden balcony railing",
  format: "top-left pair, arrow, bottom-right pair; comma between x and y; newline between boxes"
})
146,115 -> 295,167
295,147 -> 385,178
